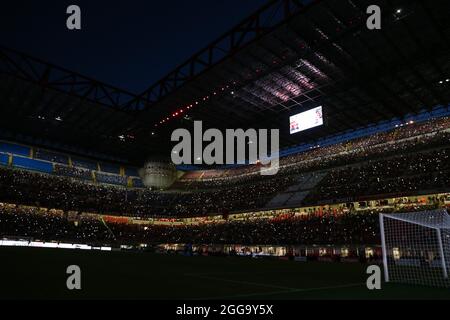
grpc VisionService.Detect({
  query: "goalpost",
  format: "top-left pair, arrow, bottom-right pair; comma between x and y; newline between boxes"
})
379,209 -> 450,288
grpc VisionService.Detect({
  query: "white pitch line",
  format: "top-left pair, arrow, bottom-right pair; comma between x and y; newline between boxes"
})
185,274 -> 299,291
195,282 -> 365,300
184,273 -> 364,300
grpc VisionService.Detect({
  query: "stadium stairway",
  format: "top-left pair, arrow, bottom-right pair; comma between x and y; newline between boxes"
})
265,171 -> 329,209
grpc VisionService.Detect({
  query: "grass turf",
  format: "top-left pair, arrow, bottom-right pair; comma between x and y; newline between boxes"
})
0,247 -> 449,300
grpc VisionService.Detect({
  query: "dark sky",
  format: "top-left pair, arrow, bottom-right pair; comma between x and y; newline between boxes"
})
0,0 -> 266,93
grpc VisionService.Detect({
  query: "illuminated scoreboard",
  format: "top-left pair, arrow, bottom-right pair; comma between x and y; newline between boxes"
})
289,106 -> 323,134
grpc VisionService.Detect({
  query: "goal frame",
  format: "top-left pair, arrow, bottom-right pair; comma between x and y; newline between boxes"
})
379,210 -> 450,286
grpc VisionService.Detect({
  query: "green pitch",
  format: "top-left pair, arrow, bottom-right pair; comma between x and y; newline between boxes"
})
0,247 -> 449,300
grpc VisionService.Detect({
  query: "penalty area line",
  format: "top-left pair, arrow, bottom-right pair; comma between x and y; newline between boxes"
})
191,279 -> 365,300
184,273 -> 299,291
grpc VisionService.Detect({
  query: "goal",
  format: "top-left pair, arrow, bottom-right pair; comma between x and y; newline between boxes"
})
379,209 -> 450,288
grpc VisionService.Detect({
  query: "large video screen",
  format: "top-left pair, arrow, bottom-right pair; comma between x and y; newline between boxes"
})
289,106 -> 323,134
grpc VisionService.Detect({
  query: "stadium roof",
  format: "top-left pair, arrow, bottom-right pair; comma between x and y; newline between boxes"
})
1,0 -> 449,165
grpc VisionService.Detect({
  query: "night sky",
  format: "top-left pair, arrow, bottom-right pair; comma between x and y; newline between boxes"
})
0,0 -> 265,93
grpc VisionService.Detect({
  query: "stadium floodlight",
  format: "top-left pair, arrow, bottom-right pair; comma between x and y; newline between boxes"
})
380,209 -> 450,288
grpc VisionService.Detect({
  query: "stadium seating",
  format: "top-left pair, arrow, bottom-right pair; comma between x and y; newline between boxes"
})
0,202 -> 446,248
125,167 -> 140,177
12,156 -> 53,173
131,178 -> 145,188
0,142 -> 30,157
0,115 -> 449,255
0,141 -> 141,188
99,163 -> 120,175
71,157 -> 98,171
0,116 -> 448,219
95,172 -> 127,186
0,153 -> 8,165
303,148 -> 450,205
53,164 -> 92,180
34,149 -> 69,165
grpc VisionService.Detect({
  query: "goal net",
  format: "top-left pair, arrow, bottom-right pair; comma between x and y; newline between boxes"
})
380,209 -> 450,288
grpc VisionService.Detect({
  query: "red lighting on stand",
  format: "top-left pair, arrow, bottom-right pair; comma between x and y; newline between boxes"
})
152,81 -> 237,128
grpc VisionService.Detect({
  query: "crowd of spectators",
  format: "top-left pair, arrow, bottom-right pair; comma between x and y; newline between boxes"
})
95,172 -> 127,186
53,164 -> 92,180
304,147 -> 450,204
110,210 -> 381,246
0,165 -> 297,216
0,117 -> 449,217
180,117 -> 450,188
0,205 -> 112,243
1,202 -> 446,247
